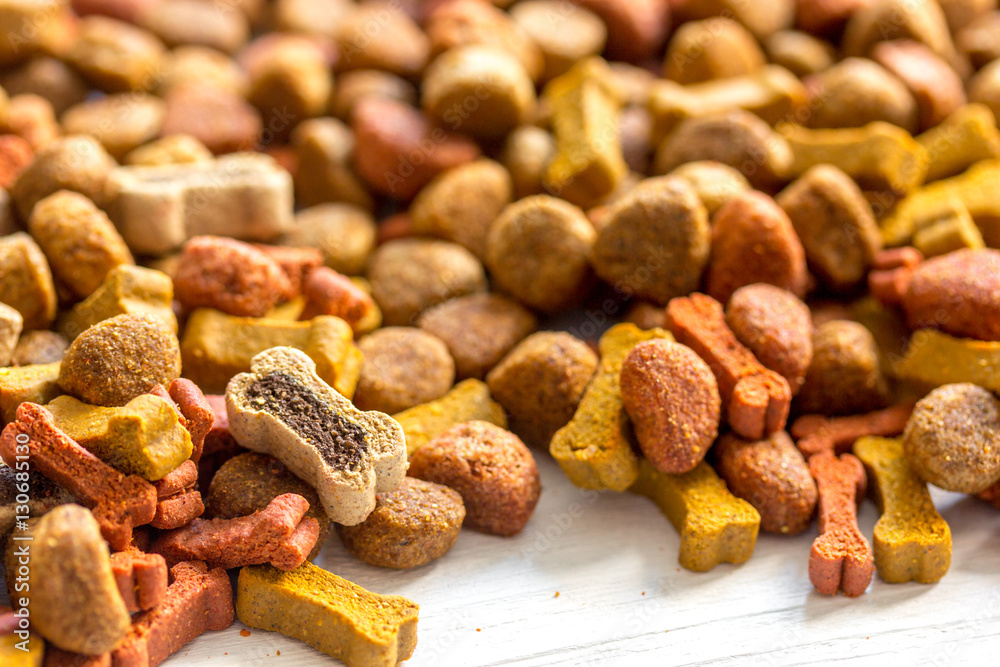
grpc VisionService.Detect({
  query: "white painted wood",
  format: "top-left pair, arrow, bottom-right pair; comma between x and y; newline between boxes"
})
166,454 -> 1000,667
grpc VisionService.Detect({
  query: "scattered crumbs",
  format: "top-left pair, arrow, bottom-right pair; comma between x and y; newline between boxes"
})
476,628 -> 482,632
240,630 -> 251,637
554,592 -> 560,598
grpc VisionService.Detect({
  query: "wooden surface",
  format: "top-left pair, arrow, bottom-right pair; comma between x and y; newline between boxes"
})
166,454 -> 1000,667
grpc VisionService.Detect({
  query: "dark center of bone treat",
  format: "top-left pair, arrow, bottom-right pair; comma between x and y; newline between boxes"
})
245,371 -> 368,472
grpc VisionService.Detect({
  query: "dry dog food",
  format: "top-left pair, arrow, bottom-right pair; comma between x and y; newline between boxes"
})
110,549 -> 168,613
354,327 -> 455,415
408,420 -> 540,537
236,562 -> 418,667
796,320 -> 891,416
0,362 -> 61,424
227,347 -> 407,525
337,476 -> 465,570
60,265 -> 176,340
894,328 -> 1000,392
10,330 -> 67,366
854,436 -> 952,584
792,403 -> 915,459
0,303 -> 21,367
392,378 -> 508,457
0,233 -> 56,330
487,331 -> 598,448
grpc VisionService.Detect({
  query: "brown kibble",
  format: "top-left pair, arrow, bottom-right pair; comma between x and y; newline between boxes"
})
501,125 -> 556,198
570,0 -> 671,63
0,232 -> 57,330
796,320 -> 891,416
286,204 -> 376,277
707,191 -> 808,304
11,330 -> 67,366
152,493 -> 319,571
714,431 -> 817,535
620,340 -> 720,474
368,238 -> 487,326
354,327 -> 455,415
205,452 -> 330,561
173,236 -> 291,317
290,118 -> 373,211
337,477 -> 465,570
872,40 -> 966,132
804,58 -> 918,133
764,30 -> 835,77
61,94 -> 166,161
793,402 -> 916,459
903,249 -> 1000,342
408,421 -> 541,537
510,0 -> 607,82
776,164 -> 881,293
351,97 -> 480,200
418,294 -> 538,380
11,135 -> 115,219
0,56 -> 89,116
808,452 -> 874,597
336,1 -> 429,77
138,0 -> 249,53
160,83 -> 263,155
664,18 -> 764,84
59,314 -> 181,407
156,45 -> 249,98
903,383 -> 1000,494
667,293 -> 791,440
28,190 -> 134,299
487,332 -> 598,447
67,16 -> 165,92
110,549 -> 168,613
591,176 -> 709,305
486,196 -> 595,313
331,69 -> 416,123
725,284 -> 813,395
410,159 -> 513,260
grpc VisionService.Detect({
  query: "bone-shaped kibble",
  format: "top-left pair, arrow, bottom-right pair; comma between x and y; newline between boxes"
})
550,324 -> 673,491
778,121 -> 928,195
880,159 -> 1000,247
650,65 -> 806,143
853,436 -> 951,584
0,403 -> 156,550
227,347 -> 407,525
150,459 -> 204,530
180,308 -> 362,396
59,265 -> 177,341
112,561 -> 235,667
666,294 -> 790,440
808,452 -> 874,597
893,329 -> 1000,393
542,57 -> 627,209
151,493 -> 318,571
911,200 -> 985,258
110,550 -> 169,613
36,647 -> 107,666
236,562 -> 419,667
46,394 -> 192,481
791,403 -> 915,459
916,104 -> 1000,182
104,152 -> 293,256
393,379 -> 507,457
629,459 -> 760,572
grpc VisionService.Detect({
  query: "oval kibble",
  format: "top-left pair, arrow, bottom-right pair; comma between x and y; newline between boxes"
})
354,327 -> 456,415
713,431 -> 818,535
11,135 -> 115,219
902,249 -> 1000,342
668,160 -> 751,216
796,320 -> 891,417
408,420 -> 541,537
804,58 -> 919,133
59,313 -> 182,407
337,476 -> 466,570
286,204 -> 377,277
620,339 -> 721,475
903,383 -> 1000,494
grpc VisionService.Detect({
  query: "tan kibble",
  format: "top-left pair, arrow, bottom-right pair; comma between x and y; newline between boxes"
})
67,16 -> 165,92
0,0 -> 67,65
805,58 -> 918,133
423,45 -> 536,141
969,60 -> 1000,127
418,294 -> 538,380
411,159 -> 513,259
0,302 -> 22,367
286,203 -> 376,276
0,56 -> 89,116
354,327 -> 455,415
156,46 -> 249,97
668,161 -> 751,216
290,118 -> 372,211
368,239 -> 487,326
510,0 -> 607,82
336,1 -> 429,77
0,233 -> 56,330
330,69 -> 417,123
59,313 -> 181,407
664,18 -> 765,84
124,133 -> 213,166
591,177 -> 710,305
501,125 -> 556,198
138,0 -> 249,54
11,135 -> 116,219
11,330 -> 66,366
273,0 -> 353,38
486,195 -> 595,313
0,93 -> 59,152
28,190 -> 133,299
764,31 -> 836,78
797,320 -> 891,417
956,11 -> 1000,68
61,93 -> 166,161
487,331 -> 598,447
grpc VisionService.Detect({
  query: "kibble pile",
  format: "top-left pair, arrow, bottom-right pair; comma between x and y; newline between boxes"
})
1,0 -> 1000,665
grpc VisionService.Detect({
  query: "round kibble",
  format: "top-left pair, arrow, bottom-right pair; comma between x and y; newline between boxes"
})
764,30 -> 835,78
336,476 -> 466,569
804,58 -> 919,132
663,18 -> 765,84
668,161 -> 751,216
417,293 -> 538,380
354,327 -> 456,414
67,16 -> 165,92
591,176 -> 710,305
11,135 -> 116,219
408,420 -> 541,537
796,320 -> 891,416
486,331 -> 597,447
335,2 -> 430,77
422,45 -> 537,140
510,0 -> 607,82
501,125 -> 556,198
903,248 -> 1000,342
726,284 -> 813,395
486,195 -> 595,314
368,239 -> 488,326
61,93 -> 166,160
286,204 -> 377,277
156,45 -> 248,97
0,56 -> 89,115
620,340 -> 721,474
58,313 -> 182,407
